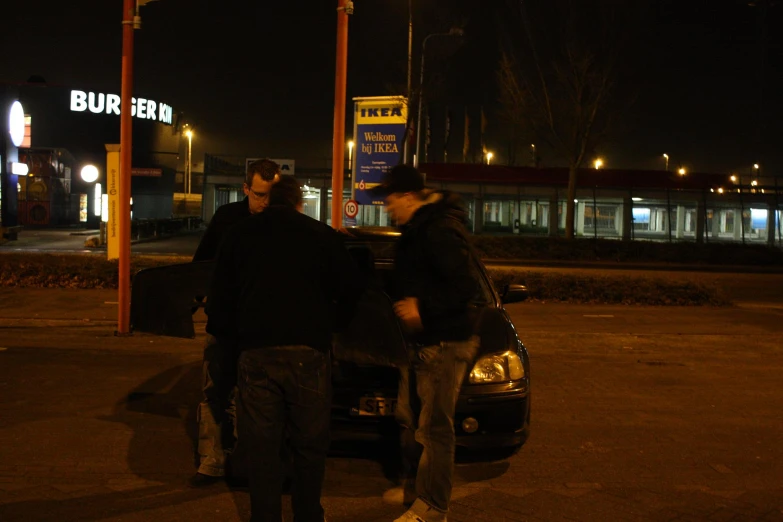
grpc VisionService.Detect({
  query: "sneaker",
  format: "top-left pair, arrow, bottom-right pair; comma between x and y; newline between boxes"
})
393,511 -> 426,522
187,472 -> 223,488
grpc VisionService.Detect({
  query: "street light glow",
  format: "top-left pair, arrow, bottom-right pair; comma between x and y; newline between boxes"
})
486,152 -> 493,164
80,165 -> 99,182
753,163 -> 760,170
347,140 -> 354,170
730,175 -> 737,182
678,167 -> 686,175
594,158 -> 603,169
185,129 -> 193,138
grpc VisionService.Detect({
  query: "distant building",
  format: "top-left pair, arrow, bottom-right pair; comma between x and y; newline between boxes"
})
200,157 -> 781,246
1,80 -> 182,230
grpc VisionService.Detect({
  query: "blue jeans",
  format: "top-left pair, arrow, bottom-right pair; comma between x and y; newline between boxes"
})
395,336 -> 479,520
196,334 -> 237,477
237,346 -> 331,522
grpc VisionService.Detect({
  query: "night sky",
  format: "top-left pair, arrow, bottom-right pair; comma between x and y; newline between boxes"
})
2,0 -> 781,174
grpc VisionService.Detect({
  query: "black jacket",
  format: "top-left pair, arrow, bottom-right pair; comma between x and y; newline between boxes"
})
205,206 -> 364,354
192,198 -> 251,262
393,190 -> 479,345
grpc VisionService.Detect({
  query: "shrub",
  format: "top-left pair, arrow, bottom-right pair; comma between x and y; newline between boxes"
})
472,236 -> 783,266
0,253 -> 189,289
486,268 -> 731,306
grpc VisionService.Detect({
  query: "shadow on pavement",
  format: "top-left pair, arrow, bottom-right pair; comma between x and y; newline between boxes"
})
0,358 -> 511,521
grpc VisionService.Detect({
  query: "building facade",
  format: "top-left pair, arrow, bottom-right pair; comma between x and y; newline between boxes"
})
1,81 -> 183,229
199,158 -> 781,246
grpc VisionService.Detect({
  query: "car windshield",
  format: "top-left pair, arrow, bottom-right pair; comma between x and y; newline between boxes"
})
346,239 -> 496,306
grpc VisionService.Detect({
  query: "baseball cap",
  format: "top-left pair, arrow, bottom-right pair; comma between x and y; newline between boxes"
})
367,164 -> 425,199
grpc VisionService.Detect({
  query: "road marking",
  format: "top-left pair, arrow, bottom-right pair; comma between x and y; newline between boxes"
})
583,314 -> 614,318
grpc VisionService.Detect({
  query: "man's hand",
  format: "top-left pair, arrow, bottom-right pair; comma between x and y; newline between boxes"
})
394,297 -> 423,331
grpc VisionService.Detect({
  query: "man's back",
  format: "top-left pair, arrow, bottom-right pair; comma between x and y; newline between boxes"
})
206,205 -> 361,353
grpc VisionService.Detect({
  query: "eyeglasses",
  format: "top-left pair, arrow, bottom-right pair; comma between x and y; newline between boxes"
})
246,188 -> 269,199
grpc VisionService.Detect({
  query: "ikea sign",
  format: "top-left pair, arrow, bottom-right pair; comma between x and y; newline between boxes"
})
69,90 -> 174,125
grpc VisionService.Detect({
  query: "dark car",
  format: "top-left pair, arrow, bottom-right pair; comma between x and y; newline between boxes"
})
130,227 -> 530,453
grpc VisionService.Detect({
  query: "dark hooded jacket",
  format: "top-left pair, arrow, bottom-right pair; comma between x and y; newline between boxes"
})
392,190 -> 480,345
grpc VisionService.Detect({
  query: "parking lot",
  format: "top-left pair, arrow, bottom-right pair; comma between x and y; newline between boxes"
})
1,286 -> 782,521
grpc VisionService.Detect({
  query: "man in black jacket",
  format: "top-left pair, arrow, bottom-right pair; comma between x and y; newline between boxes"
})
369,165 -> 480,522
190,158 -> 280,487
206,176 -> 363,522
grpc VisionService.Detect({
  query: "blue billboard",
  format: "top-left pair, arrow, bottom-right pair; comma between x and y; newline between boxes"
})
352,96 -> 407,205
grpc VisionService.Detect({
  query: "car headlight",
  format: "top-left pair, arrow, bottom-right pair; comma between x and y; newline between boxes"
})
469,351 -> 525,384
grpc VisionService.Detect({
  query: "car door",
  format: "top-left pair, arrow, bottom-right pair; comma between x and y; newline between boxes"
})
130,260 -> 215,338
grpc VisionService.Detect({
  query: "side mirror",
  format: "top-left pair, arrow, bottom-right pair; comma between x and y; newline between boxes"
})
501,284 -> 528,304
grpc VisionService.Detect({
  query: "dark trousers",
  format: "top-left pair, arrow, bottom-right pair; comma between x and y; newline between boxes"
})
237,346 -> 331,522
395,337 -> 479,518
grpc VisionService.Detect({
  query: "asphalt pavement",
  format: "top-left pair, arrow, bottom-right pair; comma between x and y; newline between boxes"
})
1,285 -> 783,521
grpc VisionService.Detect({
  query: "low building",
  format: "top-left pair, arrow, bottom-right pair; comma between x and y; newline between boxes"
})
198,157 -> 781,246
1,80 -> 182,230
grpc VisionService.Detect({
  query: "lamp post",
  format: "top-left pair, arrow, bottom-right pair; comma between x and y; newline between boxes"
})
485,151 -> 493,165
330,0 -> 353,229
185,128 -> 193,194
663,153 -> 669,171
347,140 -> 354,170
116,0 -> 136,335
404,0 -> 412,164
415,27 -> 463,168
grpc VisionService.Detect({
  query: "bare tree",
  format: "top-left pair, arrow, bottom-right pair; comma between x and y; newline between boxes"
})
497,0 -> 639,238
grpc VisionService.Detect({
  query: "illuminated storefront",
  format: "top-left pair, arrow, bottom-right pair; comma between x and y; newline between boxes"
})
1,81 -> 182,229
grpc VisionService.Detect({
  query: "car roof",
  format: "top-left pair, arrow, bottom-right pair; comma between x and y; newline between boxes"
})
342,226 -> 400,240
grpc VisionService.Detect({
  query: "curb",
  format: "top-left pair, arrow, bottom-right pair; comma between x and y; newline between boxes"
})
483,259 -> 783,274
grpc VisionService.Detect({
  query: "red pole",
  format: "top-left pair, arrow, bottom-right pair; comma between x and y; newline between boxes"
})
331,0 -> 351,229
117,0 -> 134,335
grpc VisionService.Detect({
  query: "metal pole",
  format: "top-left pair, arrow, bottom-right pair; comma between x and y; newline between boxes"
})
666,187 -> 672,242
592,186 -> 597,240
117,0 -> 134,336
187,133 -> 192,194
331,0 -> 351,229
739,172 -> 746,244
403,0 -> 412,164
415,36 -> 428,168
776,175 -> 781,246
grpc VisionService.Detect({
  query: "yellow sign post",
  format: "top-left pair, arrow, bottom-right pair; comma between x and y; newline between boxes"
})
105,144 -> 120,260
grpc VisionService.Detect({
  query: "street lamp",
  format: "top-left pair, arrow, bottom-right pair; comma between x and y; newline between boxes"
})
415,27 -> 464,167
404,0 -> 412,163
678,167 -> 686,176
347,140 -> 354,170
663,153 -> 669,171
594,158 -> 603,169
486,151 -> 493,165
184,128 -> 193,194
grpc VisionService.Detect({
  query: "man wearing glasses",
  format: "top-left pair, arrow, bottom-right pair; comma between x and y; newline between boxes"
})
189,158 -> 280,488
